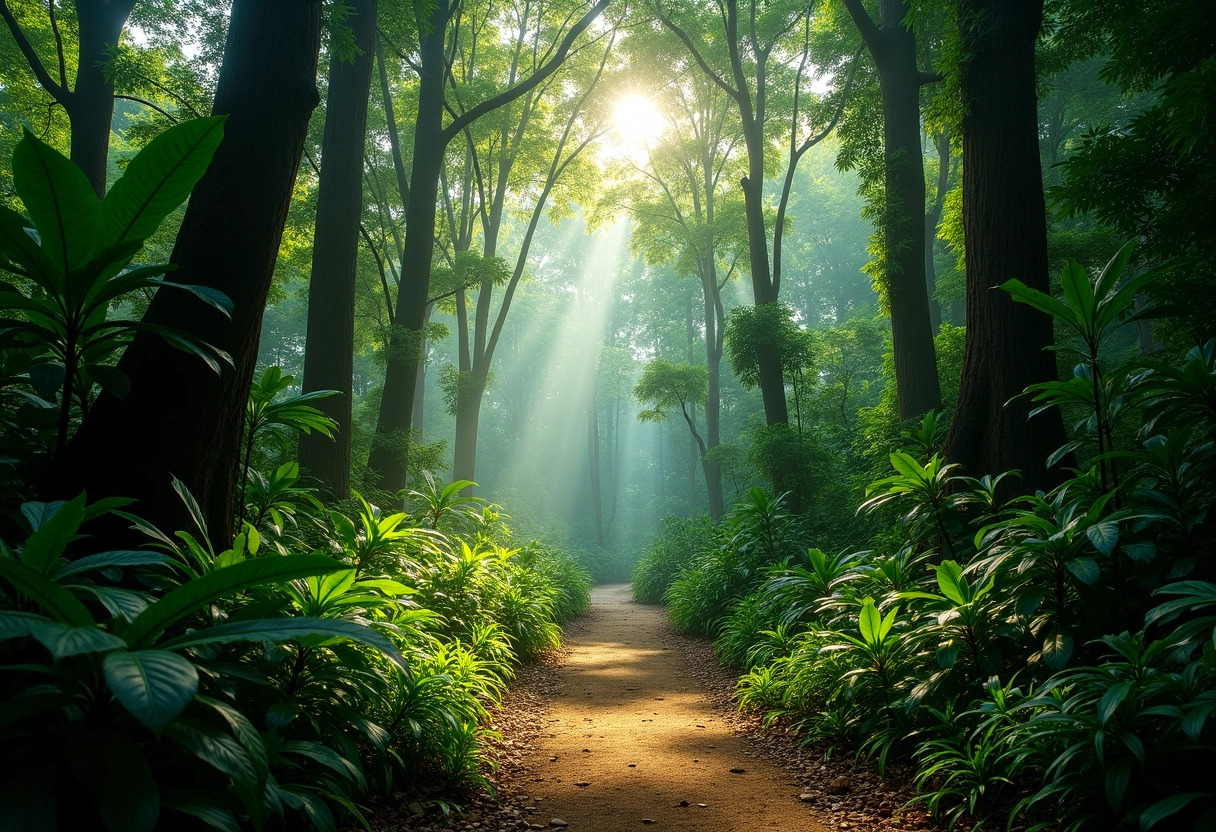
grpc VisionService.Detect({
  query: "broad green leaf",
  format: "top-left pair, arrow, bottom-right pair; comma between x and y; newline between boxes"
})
124,554 -> 346,648
54,549 -> 170,580
20,492 -> 86,575
858,598 -> 881,645
1098,680 -> 1132,725
1042,630 -> 1075,671
29,621 -> 126,659
1001,278 -> 1081,330
12,128 -> 101,276
0,204 -> 59,291
104,649 -> 199,735
164,720 -> 262,817
1139,793 -> 1207,831
161,792 -> 242,832
158,616 -> 408,671
1059,260 -> 1095,334
1095,239 -> 1136,301
1066,557 -> 1101,586
0,557 -> 94,626
934,560 -> 967,605
1087,520 -> 1119,556
84,364 -> 132,400
0,610 -> 54,640
19,500 -> 66,531
75,584 -> 153,621
101,116 -> 227,250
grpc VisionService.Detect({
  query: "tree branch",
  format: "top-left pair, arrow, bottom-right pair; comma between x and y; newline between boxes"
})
0,0 -> 68,100
840,0 -> 882,53
653,1 -> 742,105
115,94 -> 179,123
441,0 -> 609,143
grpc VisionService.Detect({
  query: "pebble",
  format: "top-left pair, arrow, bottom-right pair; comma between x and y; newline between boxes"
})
549,820 -> 568,828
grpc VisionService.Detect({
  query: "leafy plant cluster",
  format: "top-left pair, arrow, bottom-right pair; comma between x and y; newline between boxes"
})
642,247 -> 1216,831
0,372 -> 590,832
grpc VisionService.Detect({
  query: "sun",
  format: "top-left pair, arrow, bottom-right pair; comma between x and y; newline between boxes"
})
610,95 -> 666,163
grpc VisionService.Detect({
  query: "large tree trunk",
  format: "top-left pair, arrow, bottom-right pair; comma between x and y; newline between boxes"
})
945,0 -> 1068,491
55,0 -> 323,543
298,0 -> 378,499
703,289 -> 725,520
844,0 -> 941,420
366,8 -> 448,492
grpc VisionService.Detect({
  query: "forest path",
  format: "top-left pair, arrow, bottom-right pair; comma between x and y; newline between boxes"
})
505,583 -> 829,832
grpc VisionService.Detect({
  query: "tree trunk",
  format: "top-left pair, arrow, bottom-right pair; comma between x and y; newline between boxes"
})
588,394 -> 605,547
845,0 -> 941,420
945,0 -> 1068,491
69,3 -> 125,199
366,6 -> 449,492
925,131 -> 950,335
54,0 -> 323,544
702,280 -> 725,520
298,0 -> 377,499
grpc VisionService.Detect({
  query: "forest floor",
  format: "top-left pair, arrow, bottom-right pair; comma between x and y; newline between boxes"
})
365,585 -> 933,832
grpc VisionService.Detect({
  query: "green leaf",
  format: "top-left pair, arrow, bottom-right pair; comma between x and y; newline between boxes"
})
20,492 -> 86,575
101,116 -> 227,250
30,621 -> 126,659
12,127 -> 101,276
104,649 -> 199,735
1098,680 -> 1132,725
1042,630 -> 1075,671
0,610 -> 54,640
0,204 -> 59,292
1001,278 -> 1081,331
934,560 -> 967,605
19,500 -> 65,531
1087,520 -> 1119,556
123,554 -> 346,649
54,549 -> 171,580
1059,260 -> 1095,334
1066,558 -> 1101,586
164,720 -> 262,818
0,557 -> 94,626
159,616 -> 408,671
859,598 -> 881,645
1094,239 -> 1136,301
1139,793 -> 1207,831
161,792 -> 242,832
84,363 -> 132,400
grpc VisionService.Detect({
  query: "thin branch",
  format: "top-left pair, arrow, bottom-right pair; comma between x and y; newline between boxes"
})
360,222 -> 395,326
654,1 -> 741,105
441,0 -> 609,143
47,0 -> 66,90
114,94 -> 179,123
0,0 -> 67,100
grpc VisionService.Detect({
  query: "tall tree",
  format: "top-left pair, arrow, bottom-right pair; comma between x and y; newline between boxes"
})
55,0 -> 323,542
448,26 -> 613,490
1,0 -> 140,196
943,0 -> 1067,490
654,0 -> 852,429
839,0 -> 941,419
608,64 -> 746,519
297,0 -> 379,499
367,0 -> 609,492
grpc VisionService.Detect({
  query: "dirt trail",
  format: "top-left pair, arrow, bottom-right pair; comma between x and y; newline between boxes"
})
509,584 -> 829,832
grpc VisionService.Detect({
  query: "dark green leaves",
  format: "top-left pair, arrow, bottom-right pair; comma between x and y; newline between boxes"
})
12,128 -> 101,276
104,650 -> 199,735
101,115 -> 226,250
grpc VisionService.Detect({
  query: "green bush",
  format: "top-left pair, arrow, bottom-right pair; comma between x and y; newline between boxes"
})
631,514 -> 717,603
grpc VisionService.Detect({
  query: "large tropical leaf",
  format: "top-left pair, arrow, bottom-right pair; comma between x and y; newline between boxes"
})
103,649 -> 199,735
123,554 -> 346,648
0,558 -> 94,626
0,204 -> 58,291
11,128 -> 100,276
101,116 -> 227,250
54,549 -> 172,581
158,616 -> 408,671
29,621 -> 126,660
19,493 -> 86,575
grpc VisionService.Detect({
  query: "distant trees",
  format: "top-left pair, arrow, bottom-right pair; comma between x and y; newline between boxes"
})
635,361 -> 721,518
654,0 -> 852,429
366,0 -> 610,492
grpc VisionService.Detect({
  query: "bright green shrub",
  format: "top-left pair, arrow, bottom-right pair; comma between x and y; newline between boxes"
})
631,514 -> 717,603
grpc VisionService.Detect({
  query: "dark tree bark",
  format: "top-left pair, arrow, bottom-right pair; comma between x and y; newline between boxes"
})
0,0 -> 137,197
842,0 -> 941,420
944,0 -> 1068,490
54,0 -> 323,543
298,0 -> 378,499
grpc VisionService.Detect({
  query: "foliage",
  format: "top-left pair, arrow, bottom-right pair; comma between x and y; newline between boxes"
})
0,118 -> 231,456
